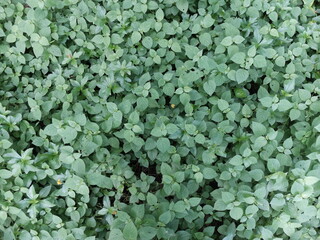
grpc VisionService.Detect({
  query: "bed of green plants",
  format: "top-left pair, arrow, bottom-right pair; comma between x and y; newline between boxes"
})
1,0 -> 320,239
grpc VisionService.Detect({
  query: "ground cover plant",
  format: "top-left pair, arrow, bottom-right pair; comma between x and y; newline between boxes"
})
1,0 -> 320,239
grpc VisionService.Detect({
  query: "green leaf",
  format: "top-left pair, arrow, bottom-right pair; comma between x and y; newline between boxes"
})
275,56 -> 286,67
173,201 -> 186,213
202,14 -> 215,28
261,227 -> 273,239
270,28 -> 279,37
0,169 -> 12,179
283,137 -> 293,149
176,0 -> 188,12
289,109 -> 300,120
235,69 -> 249,83
111,34 -> 123,44
59,146 -> 75,164
82,141 -> 98,156
220,171 -> 231,181
0,210 -> 7,222
142,37 -> 153,49
189,197 -> 201,207
6,34 -> 16,43
260,97 -> 273,108
87,174 -> 113,189
131,31 -> 141,44
231,52 -> 246,65
0,140 -> 12,149
230,207 -> 243,220
32,42 -> 44,58
71,159 -> 86,175
139,227 -> 157,240
251,122 -> 267,136
147,193 -> 157,205
39,36 -> 49,46
314,124 -> 320,132
195,134 -> 205,144
250,169 -> 264,182
217,99 -> 229,111
267,158 -> 280,172
171,41 -> 181,52
109,229 -> 125,240
292,47 -> 302,56
159,211 -> 171,224
233,35 -> 245,44
202,150 -> 215,164
74,114 -> 87,126
203,80 -> 216,96
65,176 -> 89,195
48,45 -> 62,56
18,20 -> 35,35
27,97 -> 37,108
44,124 -> 57,136
286,62 -> 295,74
229,155 -> 242,165
278,99 -> 293,112
253,136 -> 267,149
304,176 -> 319,185
92,35 -> 104,44
263,48 -> 277,58
298,89 -> 311,101
123,221 -> 138,240
26,0 -> 38,8
214,200 -> 227,211
136,97 -> 149,111
128,111 -> 140,124
156,9 -> 164,21
221,36 -> 233,46
151,127 -> 163,137
310,101 -> 320,112
221,192 -> 235,203
253,55 -> 267,68
124,130 -> 135,142
185,124 -> 196,135
30,108 -> 42,121
199,33 -> 212,47
157,138 -> 170,153
291,181 -> 304,195
194,172 -> 203,183
203,168 -> 217,179
185,45 -> 199,59
234,88 -> 247,98
248,46 -> 256,57
58,126 -> 78,144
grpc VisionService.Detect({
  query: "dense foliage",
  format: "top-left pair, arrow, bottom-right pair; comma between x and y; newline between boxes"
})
1,0 -> 320,239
